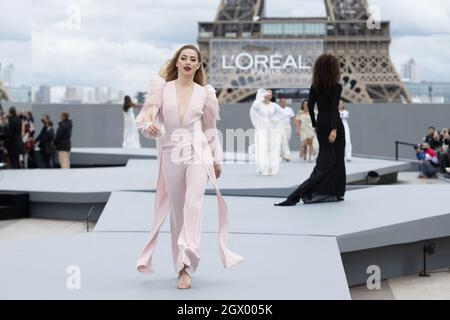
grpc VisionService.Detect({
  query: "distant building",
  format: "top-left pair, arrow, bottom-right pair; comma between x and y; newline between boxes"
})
106,87 -> 123,103
95,86 -> 109,103
406,82 -> 450,104
36,85 -> 51,104
2,63 -> 15,86
85,88 -> 96,103
65,87 -> 78,100
90,86 -> 124,103
62,86 -> 83,104
4,86 -> 31,103
402,59 -> 419,83
31,85 -> 127,104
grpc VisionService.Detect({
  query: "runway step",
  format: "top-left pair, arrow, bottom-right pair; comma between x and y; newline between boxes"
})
0,192 -> 30,220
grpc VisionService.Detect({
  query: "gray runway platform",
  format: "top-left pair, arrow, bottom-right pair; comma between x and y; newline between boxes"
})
0,155 -> 410,221
71,147 -> 158,166
71,147 -> 249,166
0,232 -> 349,299
1,185 -> 449,298
124,156 -> 410,192
0,156 -> 410,199
2,150 -> 448,298
0,166 -> 152,222
92,185 -> 450,286
94,185 -> 450,252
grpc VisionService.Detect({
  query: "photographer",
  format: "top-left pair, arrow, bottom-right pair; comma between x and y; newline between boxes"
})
4,107 -> 25,169
53,112 -> 72,169
0,111 -> 7,165
415,142 -> 439,178
438,128 -> 450,176
35,115 -> 55,168
424,126 -> 441,150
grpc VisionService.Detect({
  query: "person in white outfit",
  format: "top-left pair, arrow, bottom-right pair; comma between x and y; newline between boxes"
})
249,89 -> 282,175
294,100 -> 318,162
275,97 -> 295,161
122,95 -> 142,148
339,99 -> 352,162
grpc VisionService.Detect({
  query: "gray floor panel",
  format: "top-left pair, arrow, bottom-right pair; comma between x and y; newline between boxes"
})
95,185 -> 450,251
0,232 -> 349,300
0,156 -> 409,195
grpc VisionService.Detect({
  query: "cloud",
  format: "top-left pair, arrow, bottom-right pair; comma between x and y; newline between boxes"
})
0,0 -> 31,86
390,34 -> 450,82
0,0 -> 31,41
371,0 -> 450,36
0,41 -> 31,86
5,0 -> 447,93
31,0 -> 219,92
260,0 -> 450,82
32,0 -> 218,46
32,35 -> 180,93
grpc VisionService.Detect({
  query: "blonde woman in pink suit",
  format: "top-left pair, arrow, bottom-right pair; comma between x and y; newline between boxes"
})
135,45 -> 245,289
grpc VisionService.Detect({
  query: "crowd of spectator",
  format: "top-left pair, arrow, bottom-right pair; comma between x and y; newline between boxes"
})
0,106 -> 73,169
415,126 -> 450,179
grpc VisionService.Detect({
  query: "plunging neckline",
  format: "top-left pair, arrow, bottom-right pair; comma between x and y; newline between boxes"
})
174,80 -> 196,126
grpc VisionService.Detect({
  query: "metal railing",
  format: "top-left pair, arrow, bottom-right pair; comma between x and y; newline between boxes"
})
198,20 -> 390,40
395,140 -> 417,161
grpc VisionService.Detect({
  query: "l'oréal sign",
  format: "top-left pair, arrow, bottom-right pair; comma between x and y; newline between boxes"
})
222,53 -> 310,72
209,39 -> 323,89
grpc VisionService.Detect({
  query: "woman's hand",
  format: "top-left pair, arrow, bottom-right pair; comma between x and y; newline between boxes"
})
329,129 -> 337,143
144,122 -> 160,137
214,163 -> 222,179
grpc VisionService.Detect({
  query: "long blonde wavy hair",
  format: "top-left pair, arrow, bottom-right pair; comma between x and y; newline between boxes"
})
160,45 -> 206,86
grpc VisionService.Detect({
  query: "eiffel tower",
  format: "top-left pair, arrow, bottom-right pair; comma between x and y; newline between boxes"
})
0,81 -> 10,103
198,0 -> 411,103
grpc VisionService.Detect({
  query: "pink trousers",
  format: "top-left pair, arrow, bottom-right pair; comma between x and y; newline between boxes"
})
162,146 -> 208,275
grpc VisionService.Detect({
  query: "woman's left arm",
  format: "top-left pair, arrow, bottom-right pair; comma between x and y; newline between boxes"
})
328,85 -> 342,143
203,85 -> 224,168
330,84 -> 343,130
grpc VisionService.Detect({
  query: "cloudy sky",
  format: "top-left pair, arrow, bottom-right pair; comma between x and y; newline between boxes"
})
1,0 -> 450,94
0,0 -> 31,86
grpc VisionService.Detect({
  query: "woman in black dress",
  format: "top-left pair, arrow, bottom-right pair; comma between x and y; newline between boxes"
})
275,54 -> 346,206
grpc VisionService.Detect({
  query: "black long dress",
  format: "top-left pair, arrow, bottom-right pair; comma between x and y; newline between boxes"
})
282,83 -> 346,204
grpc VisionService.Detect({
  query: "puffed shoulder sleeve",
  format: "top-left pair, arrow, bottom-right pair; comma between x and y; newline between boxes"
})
202,85 -> 223,164
135,75 -> 166,138
203,84 -> 221,122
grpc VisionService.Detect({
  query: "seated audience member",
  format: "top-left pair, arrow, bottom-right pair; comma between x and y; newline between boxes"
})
438,128 -> 450,175
415,143 -> 439,178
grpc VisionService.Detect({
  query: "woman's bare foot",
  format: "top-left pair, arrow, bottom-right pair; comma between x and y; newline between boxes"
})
178,268 -> 191,289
